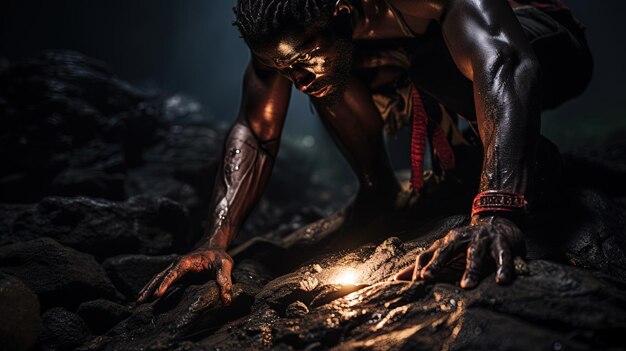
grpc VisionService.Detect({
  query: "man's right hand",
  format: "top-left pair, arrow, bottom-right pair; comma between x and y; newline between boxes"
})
137,247 -> 234,305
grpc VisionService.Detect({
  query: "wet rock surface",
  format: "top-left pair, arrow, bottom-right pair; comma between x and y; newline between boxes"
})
0,51 -> 625,350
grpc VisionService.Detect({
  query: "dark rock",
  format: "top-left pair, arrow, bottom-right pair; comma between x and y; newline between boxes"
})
40,307 -> 93,351
125,125 -> 220,204
0,203 -> 30,240
562,135 -> 626,197
0,50 -> 160,203
196,237 -> 626,351
52,168 -> 126,201
523,186 -> 626,281
77,299 -> 132,334
285,301 -> 309,317
3,196 -> 191,260
0,50 -> 226,224
124,125 -> 221,237
563,189 -> 626,276
102,254 -> 178,300
0,238 -> 117,309
80,260 -> 273,351
0,273 -> 40,351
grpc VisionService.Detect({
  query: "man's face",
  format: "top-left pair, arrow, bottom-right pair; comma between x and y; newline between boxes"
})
251,24 -> 353,104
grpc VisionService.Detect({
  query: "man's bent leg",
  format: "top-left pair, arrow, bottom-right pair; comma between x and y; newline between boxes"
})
312,75 -> 402,214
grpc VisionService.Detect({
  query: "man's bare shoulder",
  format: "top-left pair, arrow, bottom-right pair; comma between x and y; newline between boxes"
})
352,0 -> 437,39
382,0 -> 447,20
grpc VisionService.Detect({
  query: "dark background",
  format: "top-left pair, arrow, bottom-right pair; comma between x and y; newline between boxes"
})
1,0 -> 624,152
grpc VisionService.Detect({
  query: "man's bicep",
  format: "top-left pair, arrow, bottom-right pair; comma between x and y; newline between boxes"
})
238,58 -> 292,142
439,0 -> 534,80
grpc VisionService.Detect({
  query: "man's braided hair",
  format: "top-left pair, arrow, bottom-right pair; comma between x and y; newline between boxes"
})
233,0 -> 334,44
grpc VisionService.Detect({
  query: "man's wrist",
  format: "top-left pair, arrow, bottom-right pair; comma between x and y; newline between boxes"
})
193,231 -> 230,251
472,191 -> 527,215
208,230 -> 233,250
471,190 -> 529,227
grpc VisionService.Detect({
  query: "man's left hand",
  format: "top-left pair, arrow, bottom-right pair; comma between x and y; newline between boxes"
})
395,216 -> 525,288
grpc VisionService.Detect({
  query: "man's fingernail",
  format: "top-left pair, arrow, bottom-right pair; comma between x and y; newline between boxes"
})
461,275 -> 475,288
223,294 -> 232,304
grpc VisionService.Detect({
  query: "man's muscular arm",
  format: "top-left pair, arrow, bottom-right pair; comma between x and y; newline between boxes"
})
138,58 -> 291,304
395,0 -> 540,287
442,0 -> 540,196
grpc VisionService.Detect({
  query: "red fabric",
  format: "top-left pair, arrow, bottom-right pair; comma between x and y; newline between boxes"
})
410,87 -> 456,192
431,125 -> 456,171
410,88 -> 428,192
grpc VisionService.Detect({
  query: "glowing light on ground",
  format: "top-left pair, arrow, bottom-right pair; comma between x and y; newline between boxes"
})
332,267 -> 360,286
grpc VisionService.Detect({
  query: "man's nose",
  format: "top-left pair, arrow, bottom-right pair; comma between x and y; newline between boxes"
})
287,66 -> 316,91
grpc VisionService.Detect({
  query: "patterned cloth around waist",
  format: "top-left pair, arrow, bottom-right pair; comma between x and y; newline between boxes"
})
354,46 -> 470,191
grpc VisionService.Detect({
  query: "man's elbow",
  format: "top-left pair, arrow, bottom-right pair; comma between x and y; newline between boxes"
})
515,51 -> 540,85
236,114 -> 280,142
479,42 -> 539,81
478,45 -> 541,103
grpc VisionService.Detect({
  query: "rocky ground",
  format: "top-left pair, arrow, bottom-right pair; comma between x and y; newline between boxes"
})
1,51 -> 625,351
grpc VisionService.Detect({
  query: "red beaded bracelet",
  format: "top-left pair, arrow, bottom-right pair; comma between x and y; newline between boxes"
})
471,190 -> 527,217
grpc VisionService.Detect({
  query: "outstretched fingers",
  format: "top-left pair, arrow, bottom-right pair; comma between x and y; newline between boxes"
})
137,265 -> 171,303
420,230 -> 466,280
491,234 -> 514,284
153,261 -> 188,298
215,257 -> 234,305
394,263 -> 415,281
413,244 -> 439,281
461,229 -> 489,289
136,250 -> 235,304
394,243 -> 438,281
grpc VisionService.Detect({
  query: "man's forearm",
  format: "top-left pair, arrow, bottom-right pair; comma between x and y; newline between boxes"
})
436,0 -> 542,198
475,52 -> 541,197
201,120 -> 278,250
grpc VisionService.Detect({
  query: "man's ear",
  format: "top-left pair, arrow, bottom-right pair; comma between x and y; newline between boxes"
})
333,0 -> 352,17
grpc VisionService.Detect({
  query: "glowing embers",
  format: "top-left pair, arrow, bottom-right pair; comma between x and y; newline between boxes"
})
330,267 -> 361,286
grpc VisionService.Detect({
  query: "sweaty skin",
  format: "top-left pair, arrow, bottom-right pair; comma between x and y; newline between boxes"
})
139,0 -> 586,303
390,0 -> 540,287
138,60 -> 291,304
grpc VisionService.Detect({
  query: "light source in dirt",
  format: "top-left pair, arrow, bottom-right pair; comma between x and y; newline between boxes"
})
332,268 -> 360,286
